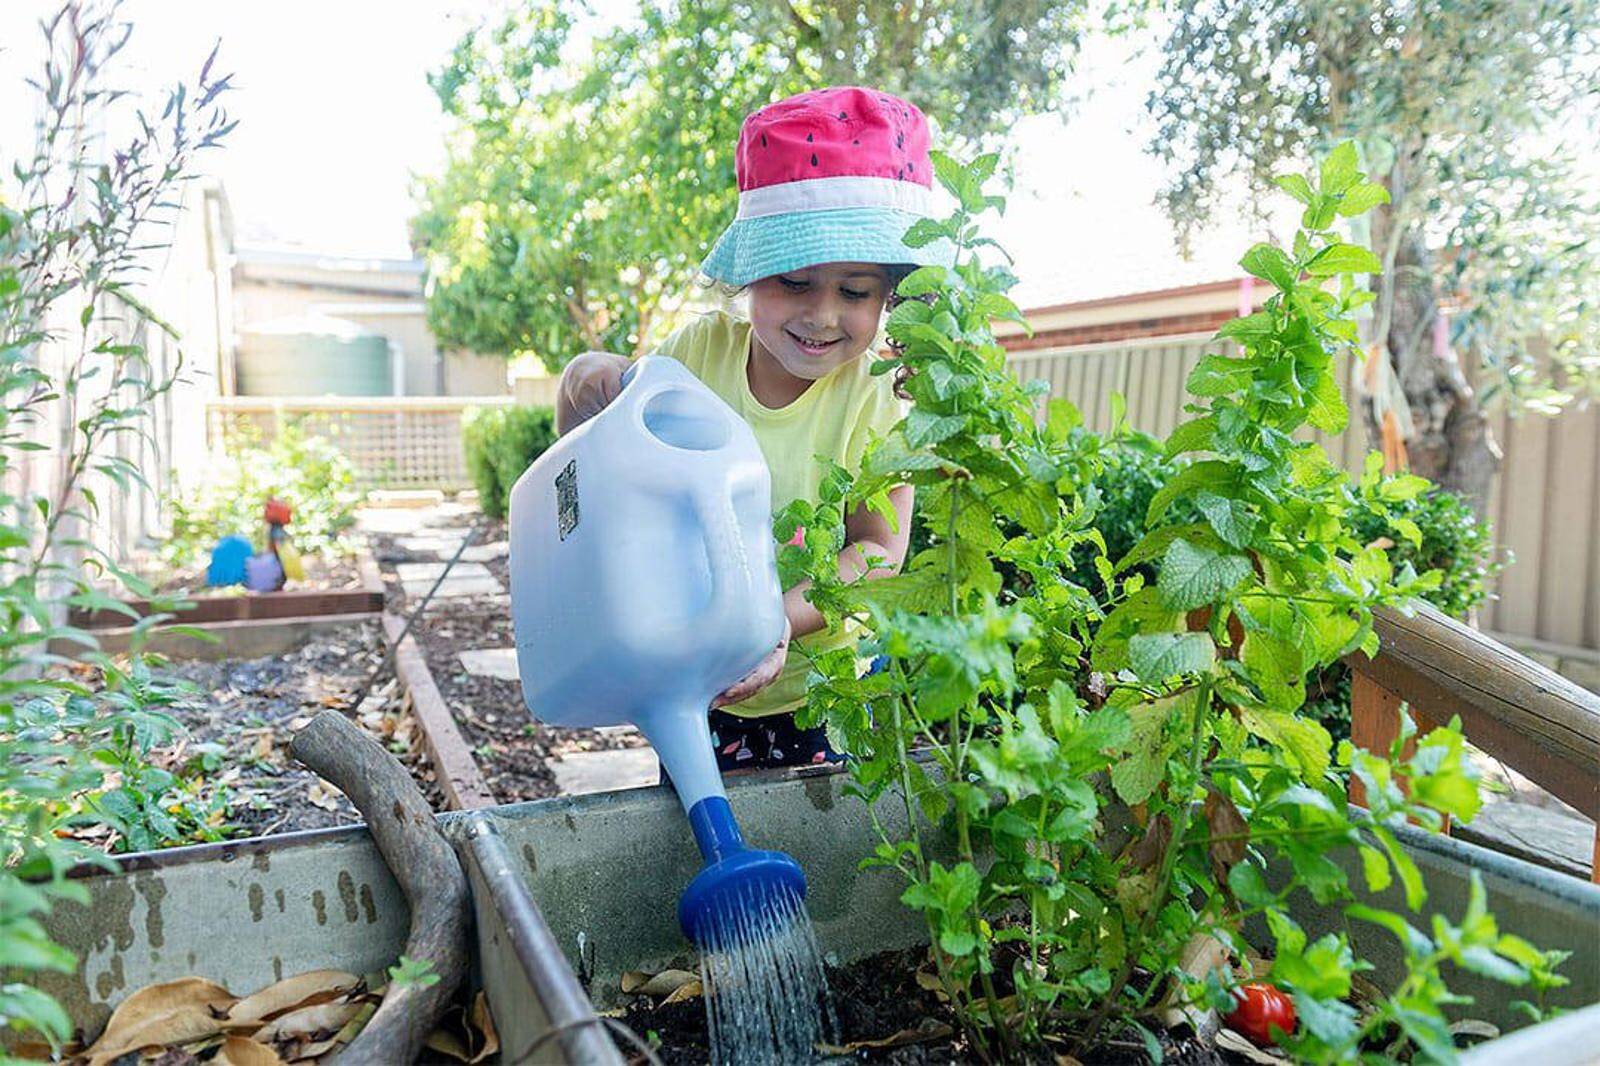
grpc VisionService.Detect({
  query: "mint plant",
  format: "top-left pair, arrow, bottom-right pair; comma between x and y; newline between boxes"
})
2,4 -> 235,1051
779,145 -> 1564,1062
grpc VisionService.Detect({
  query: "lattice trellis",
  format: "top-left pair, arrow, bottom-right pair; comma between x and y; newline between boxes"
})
206,397 -> 515,490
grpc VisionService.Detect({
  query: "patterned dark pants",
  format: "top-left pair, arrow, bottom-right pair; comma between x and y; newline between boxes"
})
658,707 -> 845,786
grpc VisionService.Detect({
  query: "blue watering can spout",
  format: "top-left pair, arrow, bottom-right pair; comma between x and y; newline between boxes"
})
678,796 -> 807,948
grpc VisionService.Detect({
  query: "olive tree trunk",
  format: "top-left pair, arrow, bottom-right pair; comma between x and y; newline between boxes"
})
1361,150 -> 1502,519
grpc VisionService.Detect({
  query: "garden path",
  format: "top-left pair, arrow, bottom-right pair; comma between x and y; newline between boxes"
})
360,500 -> 659,803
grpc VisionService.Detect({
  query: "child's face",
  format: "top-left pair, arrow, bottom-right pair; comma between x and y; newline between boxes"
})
747,262 -> 890,382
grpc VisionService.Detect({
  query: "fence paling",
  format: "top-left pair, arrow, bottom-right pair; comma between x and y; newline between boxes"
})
206,396 -> 514,491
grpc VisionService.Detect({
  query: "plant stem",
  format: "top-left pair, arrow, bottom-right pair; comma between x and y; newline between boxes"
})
1075,679 -> 1213,1055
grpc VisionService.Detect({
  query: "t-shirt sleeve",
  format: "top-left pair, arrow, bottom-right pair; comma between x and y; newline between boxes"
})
842,375 -> 908,476
651,310 -> 728,380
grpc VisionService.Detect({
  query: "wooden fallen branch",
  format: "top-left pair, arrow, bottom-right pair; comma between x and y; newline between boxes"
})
292,709 -> 470,1064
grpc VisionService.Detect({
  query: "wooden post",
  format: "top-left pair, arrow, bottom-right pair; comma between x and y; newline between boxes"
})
1347,670 -> 1449,835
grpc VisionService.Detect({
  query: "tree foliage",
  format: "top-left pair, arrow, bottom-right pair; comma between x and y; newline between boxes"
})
411,0 -> 1095,370
1147,0 -> 1600,504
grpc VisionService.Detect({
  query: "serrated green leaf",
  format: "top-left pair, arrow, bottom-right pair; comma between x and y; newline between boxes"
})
1240,707 -> 1331,779
1337,182 -> 1390,216
1187,354 -> 1254,397
1273,173 -> 1315,205
1306,369 -> 1349,433
1192,491 -> 1257,548
1240,243 -> 1297,291
1306,243 -> 1383,277
1158,538 -> 1253,611
1128,631 -> 1215,681
1319,141 -> 1361,195
1216,312 -> 1274,339
1165,415 -> 1216,456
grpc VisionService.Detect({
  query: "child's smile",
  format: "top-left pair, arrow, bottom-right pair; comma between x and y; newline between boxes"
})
748,262 -> 889,389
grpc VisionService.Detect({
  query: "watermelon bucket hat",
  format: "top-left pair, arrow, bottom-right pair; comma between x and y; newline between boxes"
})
699,86 -> 954,287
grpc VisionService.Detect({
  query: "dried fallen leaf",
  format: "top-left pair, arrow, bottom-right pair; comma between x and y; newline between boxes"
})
225,970 -> 360,1028
620,969 -> 698,998
305,782 -> 343,812
1216,1028 -> 1294,1065
1056,1056 -> 1086,1066
214,1035 -> 285,1066
1159,933 -> 1231,1036
469,991 -> 500,1063
1449,1019 -> 1500,1042
253,1000 -> 362,1042
816,1017 -> 954,1054
1203,787 -> 1249,882
251,732 -> 276,762
1127,813 -> 1173,872
660,978 -> 703,1005
83,977 -> 236,1066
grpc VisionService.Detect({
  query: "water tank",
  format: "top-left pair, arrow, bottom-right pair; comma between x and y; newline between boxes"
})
235,313 -> 393,396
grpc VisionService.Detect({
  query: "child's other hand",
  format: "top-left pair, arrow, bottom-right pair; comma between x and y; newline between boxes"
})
711,618 -> 791,709
557,351 -> 631,434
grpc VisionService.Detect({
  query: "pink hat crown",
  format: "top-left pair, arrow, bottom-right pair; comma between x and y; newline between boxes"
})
736,86 -> 933,192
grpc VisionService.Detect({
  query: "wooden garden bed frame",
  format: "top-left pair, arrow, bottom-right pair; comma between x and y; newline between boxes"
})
68,553 -> 385,629
1347,604 -> 1600,883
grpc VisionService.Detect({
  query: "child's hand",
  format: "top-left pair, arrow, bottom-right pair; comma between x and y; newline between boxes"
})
556,351 -> 631,434
711,618 -> 791,709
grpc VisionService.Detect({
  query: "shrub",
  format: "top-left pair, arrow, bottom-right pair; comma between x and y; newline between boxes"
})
1350,481 -> 1502,620
163,423 -> 361,570
462,404 -> 557,519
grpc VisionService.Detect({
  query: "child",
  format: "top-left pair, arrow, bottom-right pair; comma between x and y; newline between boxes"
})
556,86 -> 952,772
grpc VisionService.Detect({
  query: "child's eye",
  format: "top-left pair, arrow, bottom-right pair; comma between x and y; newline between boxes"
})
841,287 -> 871,300
778,276 -> 808,291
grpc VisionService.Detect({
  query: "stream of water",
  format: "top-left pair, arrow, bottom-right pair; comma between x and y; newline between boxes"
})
697,882 -> 836,1065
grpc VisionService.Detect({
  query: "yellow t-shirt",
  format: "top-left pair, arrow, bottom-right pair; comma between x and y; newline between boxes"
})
654,309 -> 905,716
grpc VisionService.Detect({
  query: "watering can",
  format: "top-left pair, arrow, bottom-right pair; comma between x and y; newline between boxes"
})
508,355 -> 805,946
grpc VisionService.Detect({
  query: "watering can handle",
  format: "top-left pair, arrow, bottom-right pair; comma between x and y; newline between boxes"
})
692,487 -> 755,635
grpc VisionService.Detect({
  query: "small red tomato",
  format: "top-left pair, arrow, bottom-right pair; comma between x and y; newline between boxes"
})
1225,983 -> 1297,1046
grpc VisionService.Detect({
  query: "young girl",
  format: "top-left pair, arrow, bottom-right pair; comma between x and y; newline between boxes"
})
556,86 -> 952,772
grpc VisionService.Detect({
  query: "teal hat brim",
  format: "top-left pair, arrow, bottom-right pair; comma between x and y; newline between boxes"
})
699,207 -> 955,287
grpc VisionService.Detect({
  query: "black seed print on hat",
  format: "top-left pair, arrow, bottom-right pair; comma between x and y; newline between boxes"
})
760,133 -> 767,147
811,153 -> 818,166
852,139 -> 859,145
805,132 -> 813,142
838,111 -> 847,119
896,132 -> 904,148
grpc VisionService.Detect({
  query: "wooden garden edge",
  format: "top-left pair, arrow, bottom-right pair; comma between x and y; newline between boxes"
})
382,611 -> 498,812
1345,603 -> 1600,883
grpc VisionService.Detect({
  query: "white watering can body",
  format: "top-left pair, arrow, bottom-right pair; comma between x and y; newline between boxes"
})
509,355 -> 787,812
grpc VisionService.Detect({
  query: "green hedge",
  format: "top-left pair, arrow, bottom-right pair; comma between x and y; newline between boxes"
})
463,405 -> 558,519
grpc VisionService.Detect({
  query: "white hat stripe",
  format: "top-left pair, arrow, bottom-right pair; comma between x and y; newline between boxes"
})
735,175 -> 935,221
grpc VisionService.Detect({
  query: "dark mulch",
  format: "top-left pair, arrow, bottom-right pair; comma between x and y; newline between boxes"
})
369,514 -> 646,805
152,619 -> 447,840
613,947 -> 1229,1065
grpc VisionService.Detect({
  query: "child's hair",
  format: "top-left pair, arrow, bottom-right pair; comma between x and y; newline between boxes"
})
703,262 -> 919,303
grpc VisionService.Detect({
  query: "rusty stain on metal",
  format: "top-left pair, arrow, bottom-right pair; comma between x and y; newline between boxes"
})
337,871 -> 360,923
312,889 -> 328,926
274,887 -> 286,913
522,844 -> 538,874
252,851 -> 271,873
135,875 -> 167,949
248,883 -> 265,922
273,956 -> 284,982
359,882 -> 378,924
804,773 -> 835,812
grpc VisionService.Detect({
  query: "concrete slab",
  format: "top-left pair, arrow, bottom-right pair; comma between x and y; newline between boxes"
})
459,647 -> 519,681
395,533 -> 469,555
1457,800 -> 1595,880
396,561 -> 503,599
460,542 -> 509,562
549,747 -> 660,796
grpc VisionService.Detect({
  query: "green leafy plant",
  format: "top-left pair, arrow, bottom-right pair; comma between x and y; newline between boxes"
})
163,423 -> 361,570
1,4 -> 236,1051
387,955 -> 441,991
461,404 -> 556,520
779,146 -> 1563,1062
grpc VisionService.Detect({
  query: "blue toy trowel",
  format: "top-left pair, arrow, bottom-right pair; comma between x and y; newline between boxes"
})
506,356 -> 807,947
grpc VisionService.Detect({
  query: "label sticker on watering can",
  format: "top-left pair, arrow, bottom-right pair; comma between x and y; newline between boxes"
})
556,460 -> 579,540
